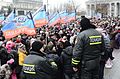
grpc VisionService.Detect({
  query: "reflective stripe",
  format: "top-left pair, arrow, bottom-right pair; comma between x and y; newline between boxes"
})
23,64 -> 36,74
24,71 -> 36,74
23,64 -> 35,67
90,42 -> 102,45
72,58 -> 80,63
89,35 -> 102,45
72,58 -> 80,65
89,36 -> 102,38
72,61 -> 79,65
51,62 -> 57,66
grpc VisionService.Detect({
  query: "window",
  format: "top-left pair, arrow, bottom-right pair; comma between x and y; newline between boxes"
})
18,11 -> 24,15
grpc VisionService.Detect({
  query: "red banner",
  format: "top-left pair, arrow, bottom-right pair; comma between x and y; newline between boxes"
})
4,27 -> 36,39
34,19 -> 48,27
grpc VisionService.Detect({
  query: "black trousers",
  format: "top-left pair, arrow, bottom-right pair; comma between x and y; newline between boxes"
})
80,58 -> 100,79
64,73 -> 72,79
64,73 -> 80,79
99,61 -> 105,79
80,68 -> 99,79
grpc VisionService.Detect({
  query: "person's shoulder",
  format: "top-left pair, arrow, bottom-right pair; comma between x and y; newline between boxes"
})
25,53 -> 46,62
77,31 -> 85,38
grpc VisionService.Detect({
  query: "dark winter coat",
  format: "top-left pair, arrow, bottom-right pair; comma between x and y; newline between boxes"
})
21,51 -> 58,79
60,46 -> 74,74
72,28 -> 105,69
44,46 -> 62,79
8,50 -> 19,70
0,46 -> 8,66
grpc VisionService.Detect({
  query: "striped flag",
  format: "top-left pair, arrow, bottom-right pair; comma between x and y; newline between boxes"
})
33,7 -> 48,27
2,9 -> 16,26
2,12 -> 36,39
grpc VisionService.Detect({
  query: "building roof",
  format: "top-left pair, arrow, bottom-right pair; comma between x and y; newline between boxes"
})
86,0 -> 120,4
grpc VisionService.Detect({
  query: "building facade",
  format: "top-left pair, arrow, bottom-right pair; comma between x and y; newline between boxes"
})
0,0 -> 12,15
0,0 -> 43,16
0,0 -> 43,15
13,0 -> 43,15
86,0 -> 120,17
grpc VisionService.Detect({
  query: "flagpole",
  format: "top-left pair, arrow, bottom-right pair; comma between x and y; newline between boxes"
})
29,11 -> 37,35
45,13 -> 49,45
29,11 -> 35,28
70,0 -> 76,20
45,0 -> 49,45
57,10 -> 62,25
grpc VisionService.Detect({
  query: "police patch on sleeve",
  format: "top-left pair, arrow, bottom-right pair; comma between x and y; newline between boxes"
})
89,36 -> 102,45
23,64 -> 36,74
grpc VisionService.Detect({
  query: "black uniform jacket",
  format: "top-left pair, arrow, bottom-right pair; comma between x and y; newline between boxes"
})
21,51 -> 58,79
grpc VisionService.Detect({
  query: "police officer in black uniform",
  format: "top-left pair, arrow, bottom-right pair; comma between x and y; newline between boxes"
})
72,18 -> 105,79
21,41 -> 58,79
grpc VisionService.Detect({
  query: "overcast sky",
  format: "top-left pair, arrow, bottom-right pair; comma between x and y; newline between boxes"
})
44,0 -> 89,10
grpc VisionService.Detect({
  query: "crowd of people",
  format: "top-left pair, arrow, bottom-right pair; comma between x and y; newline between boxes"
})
0,16 -> 120,79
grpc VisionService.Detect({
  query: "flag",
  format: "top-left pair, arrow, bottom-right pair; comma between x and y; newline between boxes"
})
2,13 -> 36,39
2,9 -> 15,26
67,12 -> 75,22
0,15 -> 5,24
33,7 -> 48,27
48,12 -> 55,20
59,11 -> 68,24
49,12 -> 60,26
49,11 -> 68,26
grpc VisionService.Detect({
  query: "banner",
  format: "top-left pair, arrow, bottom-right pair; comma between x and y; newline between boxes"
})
33,8 -> 48,27
2,15 -> 36,39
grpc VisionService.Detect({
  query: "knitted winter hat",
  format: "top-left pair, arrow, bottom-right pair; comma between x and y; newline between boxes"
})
32,41 -> 43,52
80,18 -> 96,31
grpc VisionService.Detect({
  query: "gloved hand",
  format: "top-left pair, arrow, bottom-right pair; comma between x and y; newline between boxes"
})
7,59 -> 14,65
